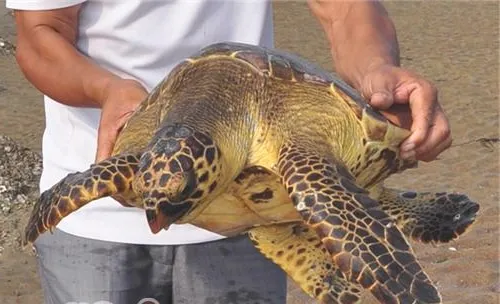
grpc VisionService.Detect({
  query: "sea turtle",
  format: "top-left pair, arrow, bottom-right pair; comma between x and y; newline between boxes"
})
24,42 -> 479,304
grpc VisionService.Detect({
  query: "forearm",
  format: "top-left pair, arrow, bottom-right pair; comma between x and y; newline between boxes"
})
308,0 -> 400,89
14,9 -> 119,108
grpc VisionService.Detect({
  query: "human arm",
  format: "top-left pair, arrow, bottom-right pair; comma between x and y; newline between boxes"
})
13,6 -> 147,161
308,0 -> 452,161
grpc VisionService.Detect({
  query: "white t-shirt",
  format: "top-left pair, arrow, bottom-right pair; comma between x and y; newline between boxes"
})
6,0 -> 274,245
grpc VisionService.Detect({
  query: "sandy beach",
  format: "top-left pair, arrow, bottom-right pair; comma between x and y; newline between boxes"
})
0,1 -> 498,303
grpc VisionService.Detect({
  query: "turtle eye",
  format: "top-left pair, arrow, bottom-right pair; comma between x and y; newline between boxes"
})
180,171 -> 196,197
169,170 -> 197,202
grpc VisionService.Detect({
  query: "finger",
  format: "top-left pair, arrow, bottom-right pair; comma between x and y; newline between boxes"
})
401,82 -> 438,152
95,111 -> 135,163
393,86 -> 412,104
95,126 -> 117,163
415,110 -> 452,161
381,103 -> 413,130
417,135 -> 452,162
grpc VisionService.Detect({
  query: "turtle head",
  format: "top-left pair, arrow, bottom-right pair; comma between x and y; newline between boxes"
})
133,124 -> 222,234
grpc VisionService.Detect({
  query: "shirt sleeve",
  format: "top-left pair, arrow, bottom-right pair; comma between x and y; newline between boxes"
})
6,0 -> 86,10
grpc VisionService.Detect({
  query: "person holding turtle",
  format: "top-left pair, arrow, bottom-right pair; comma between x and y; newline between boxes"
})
7,0 -> 452,303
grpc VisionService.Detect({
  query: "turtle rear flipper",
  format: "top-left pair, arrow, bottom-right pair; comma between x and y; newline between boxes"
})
278,143 -> 442,304
377,188 -> 480,244
24,153 -> 141,245
248,223 -> 362,304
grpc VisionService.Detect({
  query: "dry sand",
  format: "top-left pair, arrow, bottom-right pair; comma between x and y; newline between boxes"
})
0,1 -> 498,303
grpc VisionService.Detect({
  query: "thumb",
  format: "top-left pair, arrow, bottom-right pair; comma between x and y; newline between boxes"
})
360,69 -> 396,110
369,91 -> 394,110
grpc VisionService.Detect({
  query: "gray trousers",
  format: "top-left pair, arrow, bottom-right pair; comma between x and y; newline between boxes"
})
34,229 -> 287,304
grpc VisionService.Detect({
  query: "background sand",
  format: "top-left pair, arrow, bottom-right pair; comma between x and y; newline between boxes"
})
0,1 -> 498,303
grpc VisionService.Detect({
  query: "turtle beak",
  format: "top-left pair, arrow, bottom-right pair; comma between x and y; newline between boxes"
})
145,200 -> 193,234
146,209 -> 171,234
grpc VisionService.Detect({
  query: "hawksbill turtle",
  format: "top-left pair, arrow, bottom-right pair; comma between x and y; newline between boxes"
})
24,42 -> 479,304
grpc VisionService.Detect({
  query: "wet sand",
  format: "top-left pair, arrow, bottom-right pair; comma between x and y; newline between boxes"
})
0,1 -> 498,303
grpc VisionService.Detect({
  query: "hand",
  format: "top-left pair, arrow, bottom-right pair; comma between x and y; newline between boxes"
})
358,64 -> 452,162
95,78 -> 148,162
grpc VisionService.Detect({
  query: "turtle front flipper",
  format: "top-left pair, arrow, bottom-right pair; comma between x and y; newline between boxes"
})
376,187 -> 480,244
278,144 -> 442,304
249,223 -> 362,304
24,153 -> 141,245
